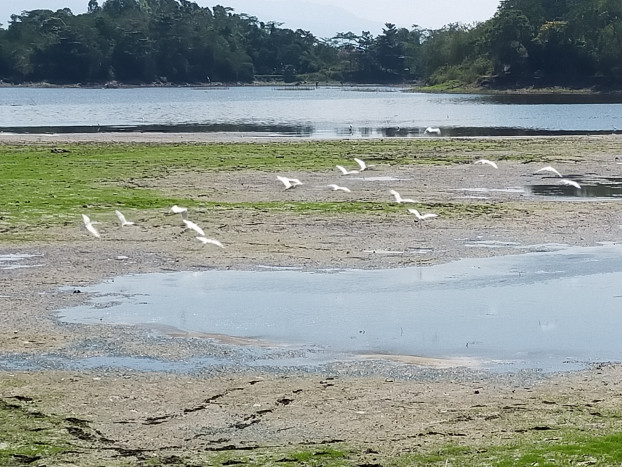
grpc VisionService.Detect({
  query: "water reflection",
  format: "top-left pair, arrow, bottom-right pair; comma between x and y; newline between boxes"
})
3,124 -> 616,139
479,93 -> 622,105
528,177 -> 622,198
57,243 -> 622,372
2,86 -> 622,137
0,123 -> 315,136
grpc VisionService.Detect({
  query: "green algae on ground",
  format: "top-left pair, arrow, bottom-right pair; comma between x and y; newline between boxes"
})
393,431 -> 622,467
0,398 -> 73,465
0,139 -> 537,227
0,137 -> 613,237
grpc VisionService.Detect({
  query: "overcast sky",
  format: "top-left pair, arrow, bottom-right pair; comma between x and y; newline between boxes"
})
1,0 -> 501,37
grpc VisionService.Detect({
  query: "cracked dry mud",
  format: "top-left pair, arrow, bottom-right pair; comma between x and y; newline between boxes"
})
2,134 -> 622,465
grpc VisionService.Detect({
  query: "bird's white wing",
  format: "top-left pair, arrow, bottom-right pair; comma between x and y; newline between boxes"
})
354,158 -> 367,171
336,165 -> 357,175
278,176 -> 302,189
475,159 -> 498,169
82,214 -> 91,225
115,210 -> 134,226
183,219 -> 205,236
277,175 -> 292,189
390,190 -> 403,203
535,166 -> 562,177
171,205 -> 187,214
171,205 -> 188,219
408,208 -> 437,220
391,190 -> 415,203
85,222 -> 101,238
196,236 -> 224,248
560,179 -> 581,189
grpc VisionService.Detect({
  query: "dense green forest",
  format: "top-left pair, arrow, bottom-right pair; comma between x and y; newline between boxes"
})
0,0 -> 620,89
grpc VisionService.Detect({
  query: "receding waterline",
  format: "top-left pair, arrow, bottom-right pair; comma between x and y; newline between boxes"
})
55,243 -> 622,372
1,124 -> 620,139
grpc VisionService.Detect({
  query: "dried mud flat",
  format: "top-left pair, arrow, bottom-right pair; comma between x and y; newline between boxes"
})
2,133 -> 622,465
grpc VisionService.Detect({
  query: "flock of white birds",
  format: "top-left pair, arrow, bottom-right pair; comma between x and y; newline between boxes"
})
473,160 -> 581,189
81,154 -> 577,248
81,204 -> 225,248
276,156 -> 440,223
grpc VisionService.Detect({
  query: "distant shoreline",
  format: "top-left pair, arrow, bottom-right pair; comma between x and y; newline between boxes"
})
2,79 -> 620,95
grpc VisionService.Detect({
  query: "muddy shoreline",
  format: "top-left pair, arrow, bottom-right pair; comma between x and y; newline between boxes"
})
2,134 -> 622,464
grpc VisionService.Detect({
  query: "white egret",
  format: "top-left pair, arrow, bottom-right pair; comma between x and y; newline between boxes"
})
183,219 -> 205,236
534,166 -> 563,177
408,208 -> 438,221
560,179 -> 581,189
336,165 -> 359,175
328,184 -> 351,193
389,189 -> 416,204
81,214 -> 101,238
424,127 -> 441,135
354,157 -> 369,171
474,159 -> 498,169
115,210 -> 135,226
277,175 -> 303,190
196,236 -> 224,248
170,205 -> 188,219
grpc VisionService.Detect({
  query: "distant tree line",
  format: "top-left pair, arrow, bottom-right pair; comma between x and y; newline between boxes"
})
0,0 -> 620,89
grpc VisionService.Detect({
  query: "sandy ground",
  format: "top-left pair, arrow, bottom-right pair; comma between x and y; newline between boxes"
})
2,133 -> 622,464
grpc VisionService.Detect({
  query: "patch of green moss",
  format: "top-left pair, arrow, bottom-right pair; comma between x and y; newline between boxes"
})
392,431 -> 622,467
0,400 -> 72,465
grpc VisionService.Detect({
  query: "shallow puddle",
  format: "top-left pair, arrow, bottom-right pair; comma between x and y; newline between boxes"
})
56,243 -> 622,372
0,253 -> 42,270
527,177 -> 622,198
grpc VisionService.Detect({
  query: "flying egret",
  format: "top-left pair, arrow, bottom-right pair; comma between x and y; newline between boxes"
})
336,165 -> 359,175
277,175 -> 303,190
196,236 -> 225,248
424,127 -> 441,135
389,189 -> 416,204
115,210 -> 135,226
408,208 -> 438,221
474,159 -> 498,169
328,184 -> 351,193
560,179 -> 581,189
171,205 -> 188,219
534,166 -> 563,177
81,214 -> 101,238
354,157 -> 369,171
183,219 -> 205,236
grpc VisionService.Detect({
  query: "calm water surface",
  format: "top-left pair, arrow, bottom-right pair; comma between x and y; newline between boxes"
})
57,243 -> 622,372
2,86 -> 622,137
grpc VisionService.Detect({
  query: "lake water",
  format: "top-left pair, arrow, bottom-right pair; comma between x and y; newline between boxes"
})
57,243 -> 622,372
1,86 -> 622,138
